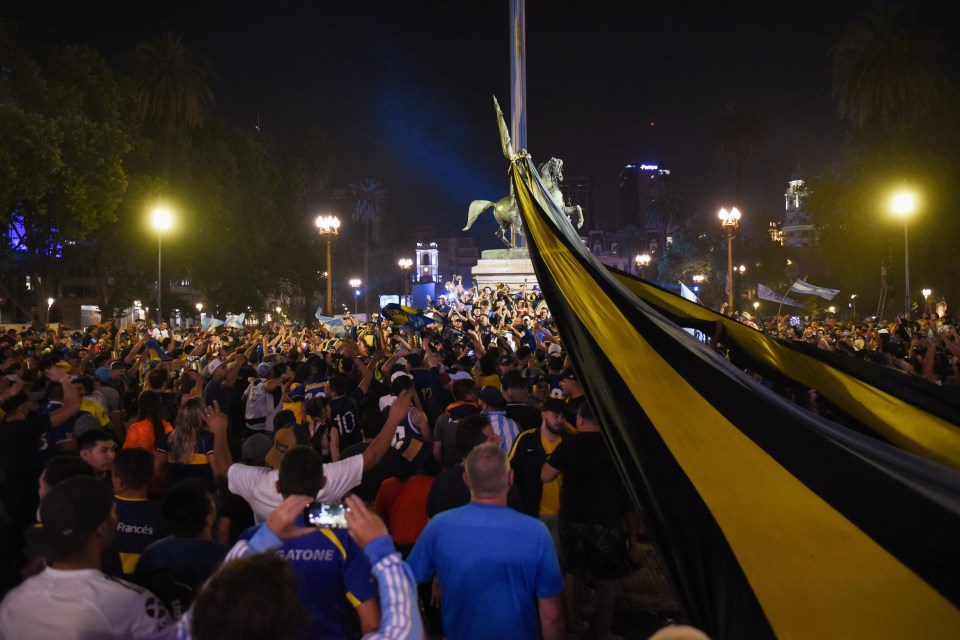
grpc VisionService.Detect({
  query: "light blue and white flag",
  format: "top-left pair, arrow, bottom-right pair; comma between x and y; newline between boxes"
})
200,316 -> 224,332
315,310 -> 346,337
224,313 -> 246,329
757,283 -> 803,307
788,279 -> 840,301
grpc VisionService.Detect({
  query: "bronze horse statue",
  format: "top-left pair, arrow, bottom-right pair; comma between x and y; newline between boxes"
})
464,157 -> 584,247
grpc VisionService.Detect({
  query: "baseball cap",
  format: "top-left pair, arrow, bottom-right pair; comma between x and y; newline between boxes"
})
541,397 -> 566,414
498,355 -> 513,367
547,343 -> 563,356
391,371 -> 412,383
25,476 -> 114,558
109,360 -> 127,372
448,370 -> 473,382
257,362 -> 273,378
560,367 -> 577,381
241,433 -> 273,465
478,385 -> 506,409
264,428 -> 298,469
206,358 -> 224,376
94,367 -> 111,383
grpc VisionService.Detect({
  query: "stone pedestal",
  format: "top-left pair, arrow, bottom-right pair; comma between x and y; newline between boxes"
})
471,248 -> 538,290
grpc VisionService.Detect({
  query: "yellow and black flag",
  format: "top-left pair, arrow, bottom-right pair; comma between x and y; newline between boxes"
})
504,141 -> 960,636
608,269 -> 960,470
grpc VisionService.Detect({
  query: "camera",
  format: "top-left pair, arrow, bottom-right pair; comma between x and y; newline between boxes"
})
303,501 -> 349,528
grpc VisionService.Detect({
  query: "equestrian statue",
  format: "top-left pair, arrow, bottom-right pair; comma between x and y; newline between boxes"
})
464,158 -> 584,247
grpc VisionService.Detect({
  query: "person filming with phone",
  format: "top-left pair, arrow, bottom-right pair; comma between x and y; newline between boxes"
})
235,444 -> 380,639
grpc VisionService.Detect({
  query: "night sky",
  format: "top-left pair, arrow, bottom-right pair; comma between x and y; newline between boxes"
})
5,0 -> 959,247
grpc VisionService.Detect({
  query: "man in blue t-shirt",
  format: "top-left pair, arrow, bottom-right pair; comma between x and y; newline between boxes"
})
407,443 -> 564,640
237,445 -> 378,639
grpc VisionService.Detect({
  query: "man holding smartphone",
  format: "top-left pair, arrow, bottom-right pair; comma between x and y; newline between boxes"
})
236,446 -> 379,638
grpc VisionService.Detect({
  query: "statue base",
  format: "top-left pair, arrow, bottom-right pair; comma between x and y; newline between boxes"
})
472,248 -> 538,291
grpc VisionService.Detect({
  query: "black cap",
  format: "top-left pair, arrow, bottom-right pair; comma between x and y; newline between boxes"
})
478,385 -> 506,409
541,397 -> 566,414
25,476 -> 113,558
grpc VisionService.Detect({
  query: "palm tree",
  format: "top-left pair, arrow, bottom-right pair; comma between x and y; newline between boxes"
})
132,31 -> 214,177
349,179 -> 387,315
831,4 -> 944,131
713,101 -> 765,205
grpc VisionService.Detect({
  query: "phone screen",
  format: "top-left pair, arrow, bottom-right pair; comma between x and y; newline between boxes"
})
303,501 -> 350,528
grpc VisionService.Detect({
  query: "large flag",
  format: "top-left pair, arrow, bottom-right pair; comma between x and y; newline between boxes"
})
224,313 -> 245,329
610,268 -> 960,470
379,303 -> 435,330
500,118 -> 960,637
756,283 -> 802,307
200,316 -> 223,332
788,279 -> 840,300
314,310 -> 346,337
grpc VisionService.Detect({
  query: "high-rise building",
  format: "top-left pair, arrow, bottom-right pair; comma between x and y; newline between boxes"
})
556,173 -> 593,229
618,163 -> 673,254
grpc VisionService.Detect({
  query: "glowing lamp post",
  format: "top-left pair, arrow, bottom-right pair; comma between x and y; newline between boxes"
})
635,253 -> 651,278
315,215 -> 342,316
398,258 -> 413,305
151,205 -> 174,324
890,191 -> 916,314
46,297 -> 54,327
349,279 -> 362,315
719,207 -> 741,311
922,288 -> 932,313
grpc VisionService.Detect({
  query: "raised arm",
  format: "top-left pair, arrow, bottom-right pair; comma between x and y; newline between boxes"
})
206,401 -> 232,483
361,388 -> 414,472
45,368 -> 80,428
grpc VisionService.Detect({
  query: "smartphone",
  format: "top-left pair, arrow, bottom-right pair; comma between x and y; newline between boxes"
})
303,501 -> 350,528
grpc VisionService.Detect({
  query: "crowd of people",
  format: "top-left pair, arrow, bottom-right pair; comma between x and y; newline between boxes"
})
731,305 -> 960,391
0,278 -> 668,640
4,276 -> 946,639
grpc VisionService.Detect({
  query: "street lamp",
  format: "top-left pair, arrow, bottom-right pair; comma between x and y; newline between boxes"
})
890,190 -> 916,314
719,207 -> 742,311
195,302 -> 203,326
850,294 -> 857,321
46,297 -> 54,327
150,205 -> 174,325
922,288 -> 932,313
349,279 -> 362,315
315,215 -> 342,316
634,253 -> 651,278
398,258 -> 413,305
